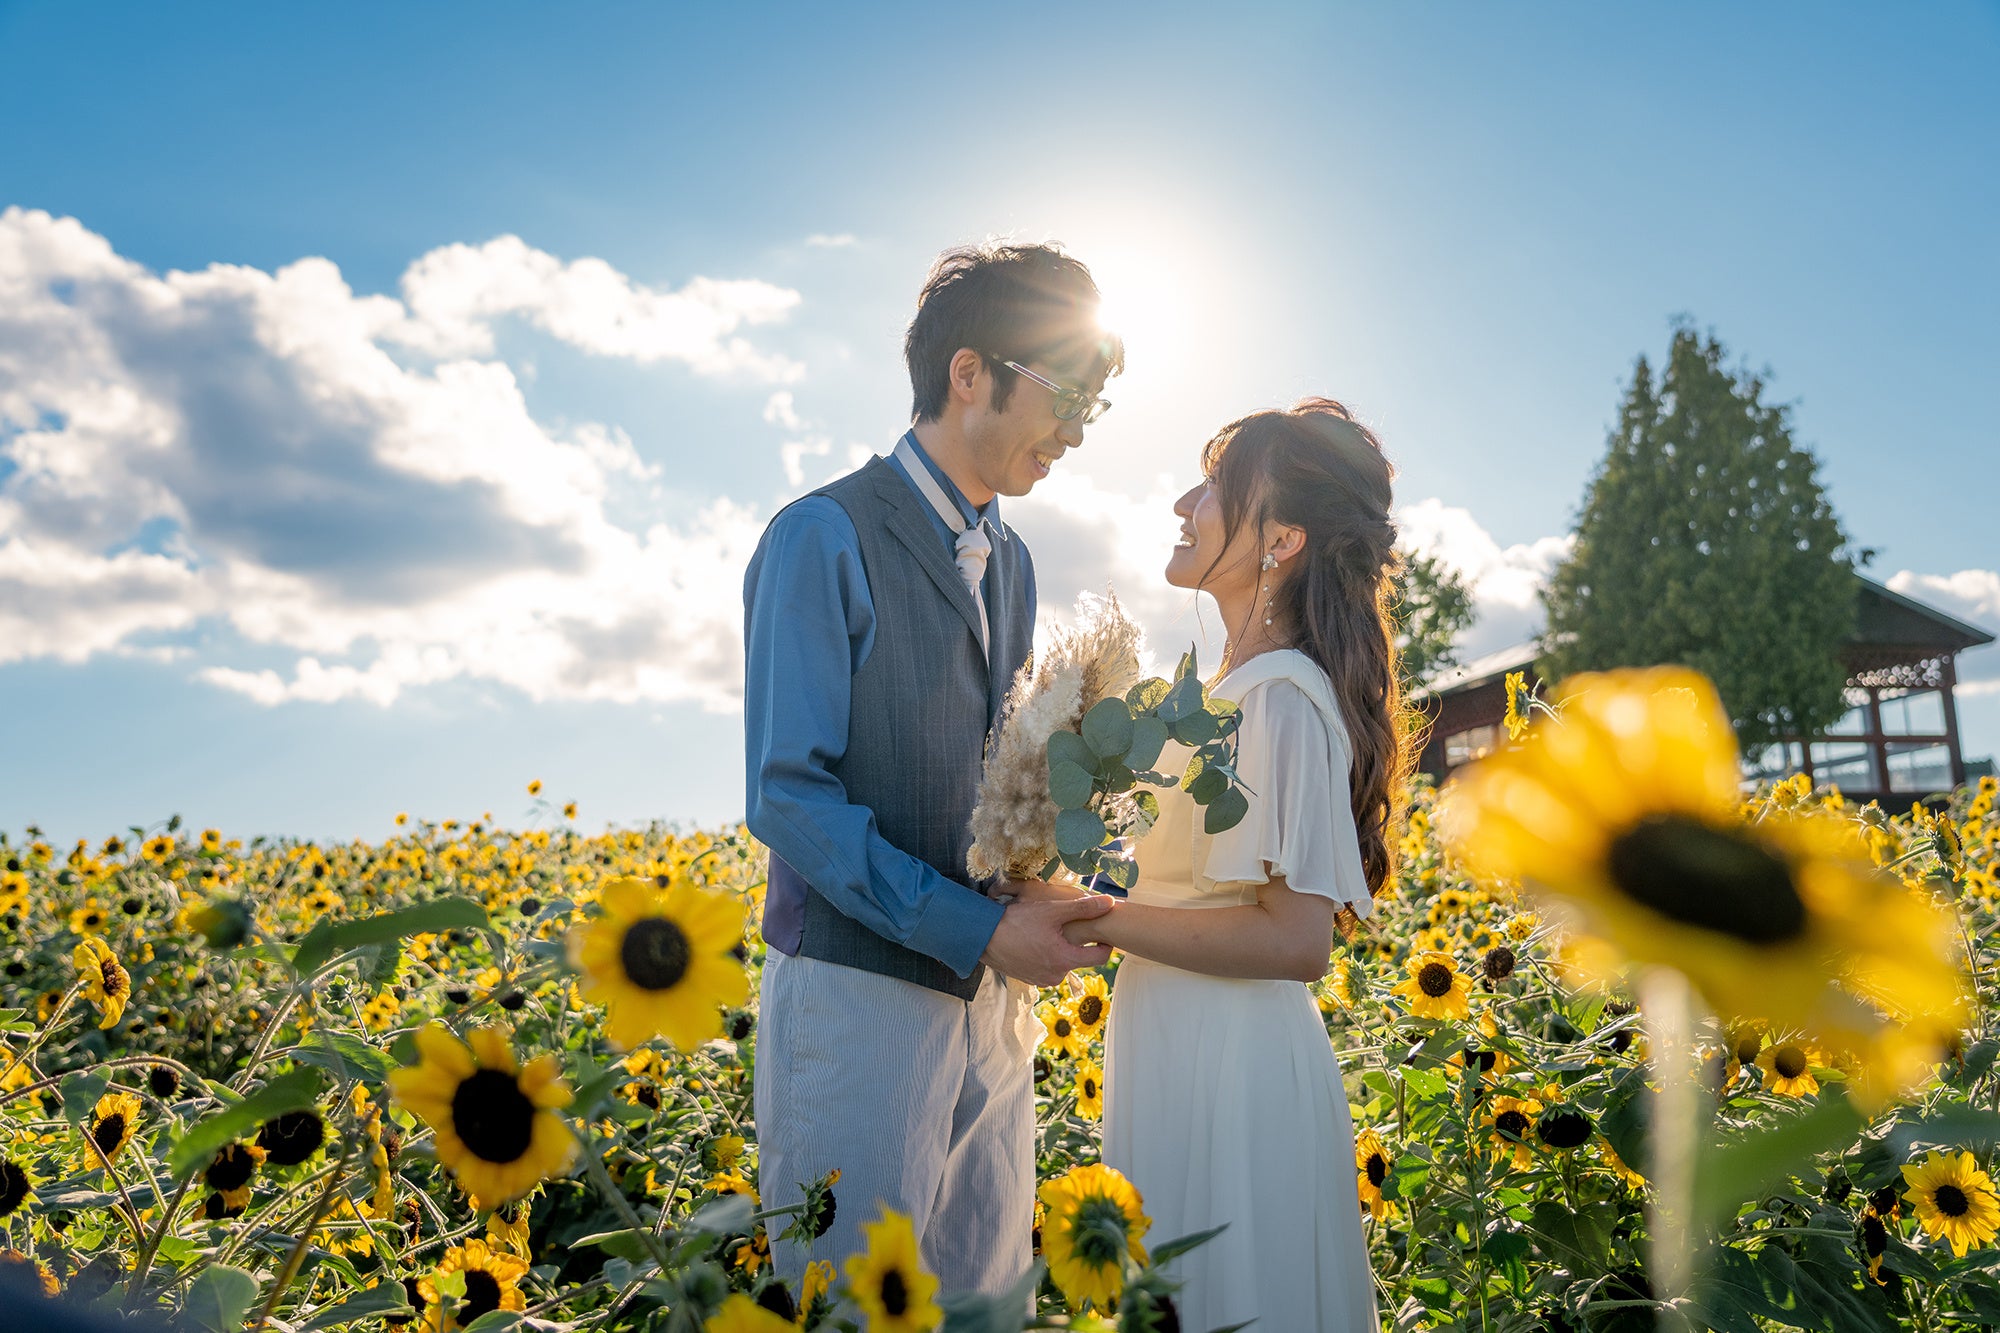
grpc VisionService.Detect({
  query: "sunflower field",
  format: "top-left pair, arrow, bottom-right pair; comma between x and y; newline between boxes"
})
2,670 -> 1999,1332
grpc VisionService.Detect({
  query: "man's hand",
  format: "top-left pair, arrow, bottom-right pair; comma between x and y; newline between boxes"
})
980,894 -> 1115,987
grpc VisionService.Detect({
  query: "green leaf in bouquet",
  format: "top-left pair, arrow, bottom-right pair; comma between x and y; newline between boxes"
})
1100,857 -> 1138,891
1203,786 -> 1249,834
1171,707 -> 1218,747
1174,648 -> 1197,683
1132,790 -> 1160,825
1081,697 -> 1135,759
1179,749 -> 1206,790
1100,763 -> 1136,794
1187,766 -> 1228,805
1126,677 -> 1171,711
1038,856 -> 1062,880
1048,729 -> 1095,774
1048,759 -> 1095,810
1156,673 -> 1203,724
1124,715 -> 1170,770
1055,808 -> 1108,857
1060,851 -> 1098,878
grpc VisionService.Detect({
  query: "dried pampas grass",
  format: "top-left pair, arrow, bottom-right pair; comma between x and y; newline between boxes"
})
967,592 -> 1145,881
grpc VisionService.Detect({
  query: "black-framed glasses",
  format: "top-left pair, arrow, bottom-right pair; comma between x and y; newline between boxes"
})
999,360 -> 1112,424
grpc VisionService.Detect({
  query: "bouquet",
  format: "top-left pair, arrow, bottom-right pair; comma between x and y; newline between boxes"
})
967,592 -> 1249,889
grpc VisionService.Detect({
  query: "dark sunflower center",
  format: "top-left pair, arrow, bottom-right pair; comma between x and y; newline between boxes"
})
0,1161 -> 29,1217
1935,1184 -> 1970,1218
879,1269 -> 909,1317
1605,815 -> 1806,945
103,963 -> 129,1000
1862,1213 -> 1888,1254
206,1145 -> 257,1191
1077,996 -> 1104,1027
1082,1077 -> 1098,1099
451,1068 -> 536,1163
1773,1047 -> 1807,1079
258,1110 -> 326,1166
1366,1153 -> 1387,1187
1417,963 -> 1454,998
1496,1110 -> 1529,1138
1053,1017 -> 1072,1038
459,1269 -> 502,1322
92,1112 -> 127,1155
1731,1032 -> 1762,1064
620,917 -> 691,991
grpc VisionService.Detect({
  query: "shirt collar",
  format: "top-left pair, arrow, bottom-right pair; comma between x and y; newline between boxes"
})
900,431 -> 1005,537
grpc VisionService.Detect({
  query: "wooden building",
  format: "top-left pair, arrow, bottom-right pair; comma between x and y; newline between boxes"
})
1413,576 -> 1996,806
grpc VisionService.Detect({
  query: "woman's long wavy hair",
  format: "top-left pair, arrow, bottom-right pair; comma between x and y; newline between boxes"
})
1200,398 -> 1412,934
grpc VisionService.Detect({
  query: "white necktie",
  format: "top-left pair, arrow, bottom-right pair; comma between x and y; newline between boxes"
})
894,436 -> 991,659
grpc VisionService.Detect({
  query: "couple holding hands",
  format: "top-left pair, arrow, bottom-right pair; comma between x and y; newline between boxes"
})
744,241 -> 1397,1330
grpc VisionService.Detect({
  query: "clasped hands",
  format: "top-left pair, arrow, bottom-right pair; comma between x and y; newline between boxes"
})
979,877 -> 1120,988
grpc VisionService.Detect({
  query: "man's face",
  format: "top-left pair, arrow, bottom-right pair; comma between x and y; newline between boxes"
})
963,356 -> 1104,499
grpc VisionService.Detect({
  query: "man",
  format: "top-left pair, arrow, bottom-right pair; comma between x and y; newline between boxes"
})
743,242 -> 1123,1295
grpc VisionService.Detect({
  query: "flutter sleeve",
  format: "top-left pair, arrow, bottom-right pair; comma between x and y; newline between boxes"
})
1196,677 -> 1375,919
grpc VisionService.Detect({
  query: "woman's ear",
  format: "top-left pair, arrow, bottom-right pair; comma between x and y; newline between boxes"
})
1267,522 -> 1307,566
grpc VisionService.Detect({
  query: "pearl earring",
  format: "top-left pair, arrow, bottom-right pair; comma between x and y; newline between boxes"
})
1260,552 -> 1277,627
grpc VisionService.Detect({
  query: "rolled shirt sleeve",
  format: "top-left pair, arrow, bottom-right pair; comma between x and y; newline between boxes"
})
743,497 -> 1005,977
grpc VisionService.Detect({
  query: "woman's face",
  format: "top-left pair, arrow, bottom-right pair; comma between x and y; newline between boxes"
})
1166,473 -> 1261,598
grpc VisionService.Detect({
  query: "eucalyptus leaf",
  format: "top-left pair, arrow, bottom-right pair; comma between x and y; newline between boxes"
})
1172,707 -> 1218,747
1131,790 -> 1160,823
1203,785 -> 1250,834
1124,716 -> 1169,770
1174,649 -> 1197,683
1187,766 -> 1228,805
1099,763 -> 1135,794
1100,857 -> 1138,891
1047,730 -> 1095,774
1047,759 -> 1095,810
1055,809 -> 1108,857
1126,677 -> 1171,711
1080,697 -> 1135,760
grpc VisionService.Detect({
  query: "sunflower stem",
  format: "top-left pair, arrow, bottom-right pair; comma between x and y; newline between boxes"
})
577,1130 -> 673,1273
247,1136 -> 360,1331
1639,966 -> 1698,1333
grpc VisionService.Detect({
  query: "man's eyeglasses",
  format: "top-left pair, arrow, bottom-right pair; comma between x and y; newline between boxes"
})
999,360 -> 1112,424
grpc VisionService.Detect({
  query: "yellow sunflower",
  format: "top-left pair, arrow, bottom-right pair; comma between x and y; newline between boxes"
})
0,1157 -> 36,1219
1439,667 -> 1966,1093
1069,972 -> 1111,1041
0,1248 -> 57,1298
72,937 -> 130,1030
1755,1039 -> 1822,1098
1486,1094 -> 1544,1172
419,1239 -> 528,1330
799,1258 -> 834,1312
203,1141 -> 265,1214
703,1293 -> 794,1333
68,900 -> 109,936
85,1090 -> 142,1166
389,1023 -> 577,1208
1355,1127 -> 1392,1221
485,1200 -> 531,1257
1037,1163 -> 1150,1312
1072,1058 -> 1104,1120
1391,951 -> 1473,1021
567,876 -> 748,1052
1901,1150 -> 2000,1257
1038,999 -> 1085,1060
843,1207 -> 941,1333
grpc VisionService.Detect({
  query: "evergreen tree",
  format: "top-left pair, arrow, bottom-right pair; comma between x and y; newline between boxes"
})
1542,325 -> 1856,754
1392,548 -> 1476,688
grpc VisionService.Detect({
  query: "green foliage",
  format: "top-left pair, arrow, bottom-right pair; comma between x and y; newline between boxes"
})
1542,324 -> 1857,752
1391,547 -> 1476,687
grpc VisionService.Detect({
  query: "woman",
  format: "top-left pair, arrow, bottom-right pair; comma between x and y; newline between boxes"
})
1063,398 -> 1402,1330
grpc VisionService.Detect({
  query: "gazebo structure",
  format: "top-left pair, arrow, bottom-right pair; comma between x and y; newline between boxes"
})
1413,576 -> 1995,807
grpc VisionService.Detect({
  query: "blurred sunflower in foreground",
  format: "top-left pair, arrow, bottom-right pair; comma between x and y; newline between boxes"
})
568,876 -> 749,1052
843,1208 -> 941,1333
390,1023 -> 576,1208
1038,1162 -> 1151,1311
1439,666 -> 1967,1104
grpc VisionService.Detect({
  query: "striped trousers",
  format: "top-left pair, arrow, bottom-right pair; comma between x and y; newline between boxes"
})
753,948 -> 1036,1297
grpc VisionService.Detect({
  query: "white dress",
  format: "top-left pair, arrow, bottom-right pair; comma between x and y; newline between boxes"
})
1101,650 -> 1381,1332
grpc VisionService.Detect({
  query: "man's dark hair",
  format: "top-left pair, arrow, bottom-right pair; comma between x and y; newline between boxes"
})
904,241 -> 1126,422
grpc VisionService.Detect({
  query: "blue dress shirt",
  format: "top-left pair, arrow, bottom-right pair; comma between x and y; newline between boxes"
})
743,433 -> 1032,977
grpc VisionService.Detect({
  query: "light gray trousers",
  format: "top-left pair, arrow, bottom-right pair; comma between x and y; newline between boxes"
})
753,949 -> 1035,1297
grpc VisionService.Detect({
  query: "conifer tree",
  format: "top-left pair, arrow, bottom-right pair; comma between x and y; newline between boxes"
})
1542,325 -> 1856,754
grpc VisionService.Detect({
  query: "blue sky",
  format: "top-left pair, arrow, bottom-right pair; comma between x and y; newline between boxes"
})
2,1 -> 1996,842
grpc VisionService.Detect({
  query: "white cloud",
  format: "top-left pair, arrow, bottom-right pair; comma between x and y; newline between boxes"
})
762,390 -> 805,430
1888,567 -> 2000,691
779,436 -> 835,487
0,207 -> 790,709
804,233 -> 858,248
1394,498 -> 1573,658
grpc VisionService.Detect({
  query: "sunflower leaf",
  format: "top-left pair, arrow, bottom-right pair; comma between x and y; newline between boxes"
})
1148,1223 -> 1228,1265
296,1279 -> 415,1332
939,1260 -> 1042,1333
687,1192 -> 756,1235
1693,1091 -> 1865,1230
291,898 -> 491,980
181,1263 -> 260,1333
168,1068 -> 324,1177
59,1069 -> 109,1128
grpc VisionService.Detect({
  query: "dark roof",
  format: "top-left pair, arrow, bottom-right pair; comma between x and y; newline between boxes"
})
1421,574 -> 1994,701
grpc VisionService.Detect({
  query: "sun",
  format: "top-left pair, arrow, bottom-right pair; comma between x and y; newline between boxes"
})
1084,242 -> 1192,372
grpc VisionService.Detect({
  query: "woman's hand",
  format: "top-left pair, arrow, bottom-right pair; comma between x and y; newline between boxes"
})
1061,904 -> 1117,948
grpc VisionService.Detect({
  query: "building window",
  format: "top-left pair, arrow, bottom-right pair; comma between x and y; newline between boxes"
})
1810,741 -> 1878,791
1823,689 -> 1871,737
1746,741 -> 1806,782
1886,742 -> 1953,794
1445,725 -> 1497,768
1877,688 -> 1946,737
